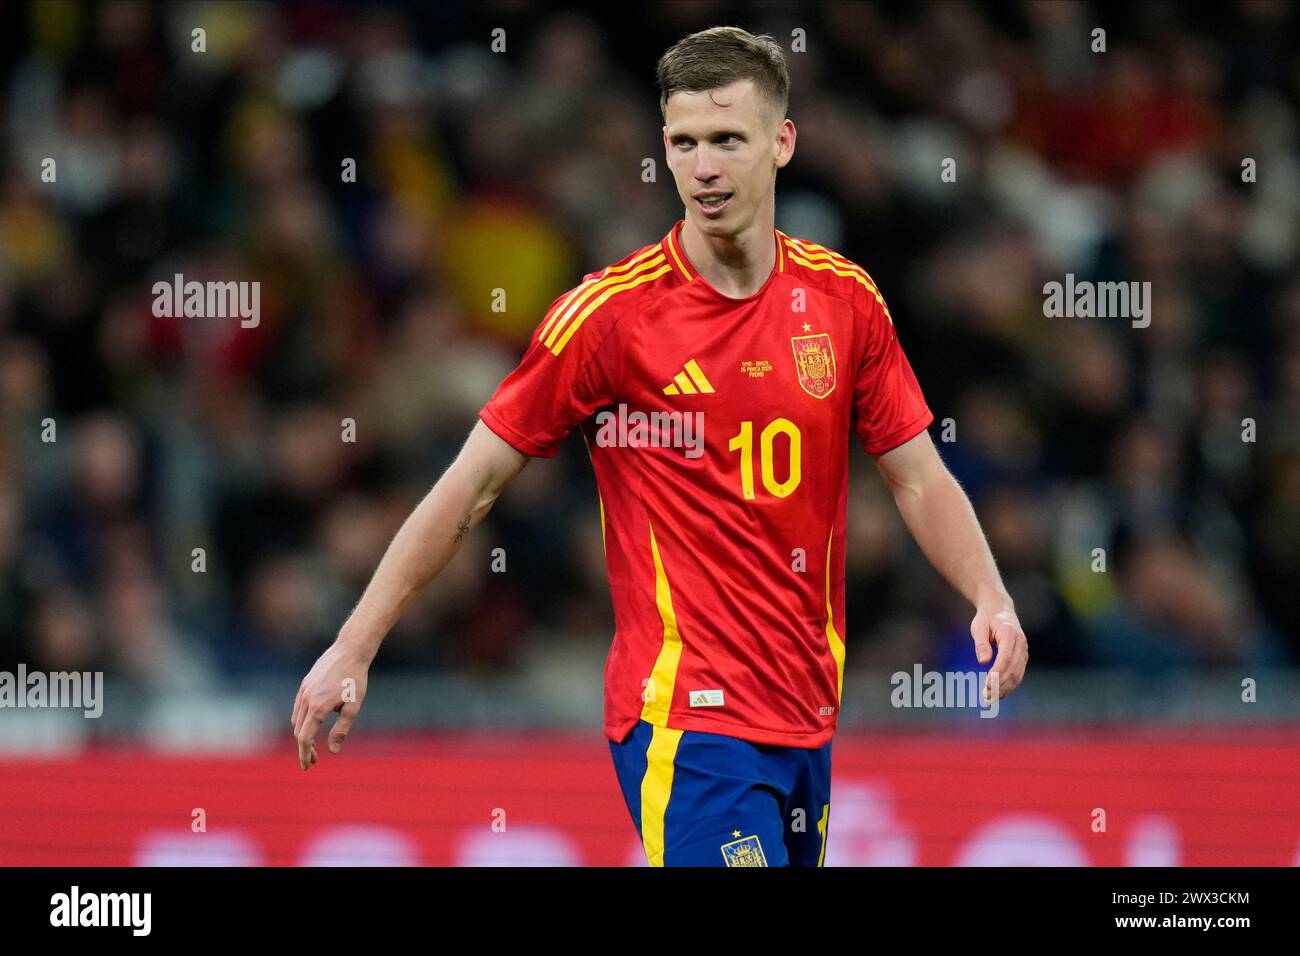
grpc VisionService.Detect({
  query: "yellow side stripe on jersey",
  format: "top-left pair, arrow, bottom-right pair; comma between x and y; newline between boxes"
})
641,724 -> 683,867
824,522 -> 845,705
641,517 -> 684,728
550,260 -> 672,355
597,489 -> 606,555
581,432 -> 607,556
783,247 -> 895,326
639,520 -> 684,866
539,245 -> 663,343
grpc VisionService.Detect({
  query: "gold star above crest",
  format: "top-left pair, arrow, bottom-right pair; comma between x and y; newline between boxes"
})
801,322 -> 812,332
733,830 -> 742,838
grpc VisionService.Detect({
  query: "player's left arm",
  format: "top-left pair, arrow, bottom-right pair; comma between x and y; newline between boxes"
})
872,430 -> 1028,700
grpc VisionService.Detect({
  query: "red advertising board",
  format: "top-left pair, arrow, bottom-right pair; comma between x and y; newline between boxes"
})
2,729 -> 1296,866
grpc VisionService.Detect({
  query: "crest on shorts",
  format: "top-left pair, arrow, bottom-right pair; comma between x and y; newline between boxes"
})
720,834 -> 768,867
790,333 -> 836,399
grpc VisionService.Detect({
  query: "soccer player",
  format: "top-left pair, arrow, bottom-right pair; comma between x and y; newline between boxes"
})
291,26 -> 1028,867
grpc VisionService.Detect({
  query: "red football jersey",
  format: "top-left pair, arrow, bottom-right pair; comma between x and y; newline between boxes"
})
479,220 -> 933,747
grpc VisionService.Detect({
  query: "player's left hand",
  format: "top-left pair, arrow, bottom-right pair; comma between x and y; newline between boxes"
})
291,639 -> 371,771
970,606 -> 1028,703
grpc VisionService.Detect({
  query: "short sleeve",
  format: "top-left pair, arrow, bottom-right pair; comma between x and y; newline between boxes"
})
852,282 -> 933,456
478,289 -> 625,458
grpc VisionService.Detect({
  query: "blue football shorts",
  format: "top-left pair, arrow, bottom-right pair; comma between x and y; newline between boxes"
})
609,718 -> 832,867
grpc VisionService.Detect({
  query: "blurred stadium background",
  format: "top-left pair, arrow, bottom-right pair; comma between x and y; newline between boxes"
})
1,0 -> 1298,865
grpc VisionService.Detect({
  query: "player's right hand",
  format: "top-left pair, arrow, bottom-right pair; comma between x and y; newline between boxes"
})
291,639 -> 372,771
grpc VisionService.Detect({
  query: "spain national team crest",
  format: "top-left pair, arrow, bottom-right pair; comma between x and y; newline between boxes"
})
720,834 -> 768,867
790,333 -> 836,399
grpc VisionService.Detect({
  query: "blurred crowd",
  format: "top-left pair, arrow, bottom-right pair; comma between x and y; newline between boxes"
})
0,0 -> 1297,701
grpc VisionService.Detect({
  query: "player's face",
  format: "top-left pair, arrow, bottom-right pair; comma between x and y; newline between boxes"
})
663,79 -> 793,239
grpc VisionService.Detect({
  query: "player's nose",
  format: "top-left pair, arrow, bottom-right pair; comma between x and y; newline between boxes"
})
693,147 -> 723,181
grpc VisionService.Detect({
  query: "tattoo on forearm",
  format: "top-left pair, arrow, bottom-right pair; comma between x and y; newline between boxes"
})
454,515 -> 471,544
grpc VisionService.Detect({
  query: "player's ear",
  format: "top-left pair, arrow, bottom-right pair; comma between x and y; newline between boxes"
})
775,118 -> 795,169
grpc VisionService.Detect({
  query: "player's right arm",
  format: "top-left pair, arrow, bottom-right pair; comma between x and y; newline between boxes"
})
291,420 -> 528,770
291,278 -> 628,770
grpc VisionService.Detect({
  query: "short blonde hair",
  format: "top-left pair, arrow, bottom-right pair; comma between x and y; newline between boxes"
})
656,26 -> 789,127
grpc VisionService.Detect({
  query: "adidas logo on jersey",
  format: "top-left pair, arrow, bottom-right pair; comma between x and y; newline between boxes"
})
689,689 -> 725,707
663,359 -> 715,395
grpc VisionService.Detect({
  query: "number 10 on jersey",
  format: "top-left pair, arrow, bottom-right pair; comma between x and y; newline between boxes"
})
727,419 -> 802,499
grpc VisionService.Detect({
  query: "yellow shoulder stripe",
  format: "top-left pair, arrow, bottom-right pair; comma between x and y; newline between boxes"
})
549,257 -> 672,355
539,244 -> 662,344
783,238 -> 894,325
783,237 -> 879,290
